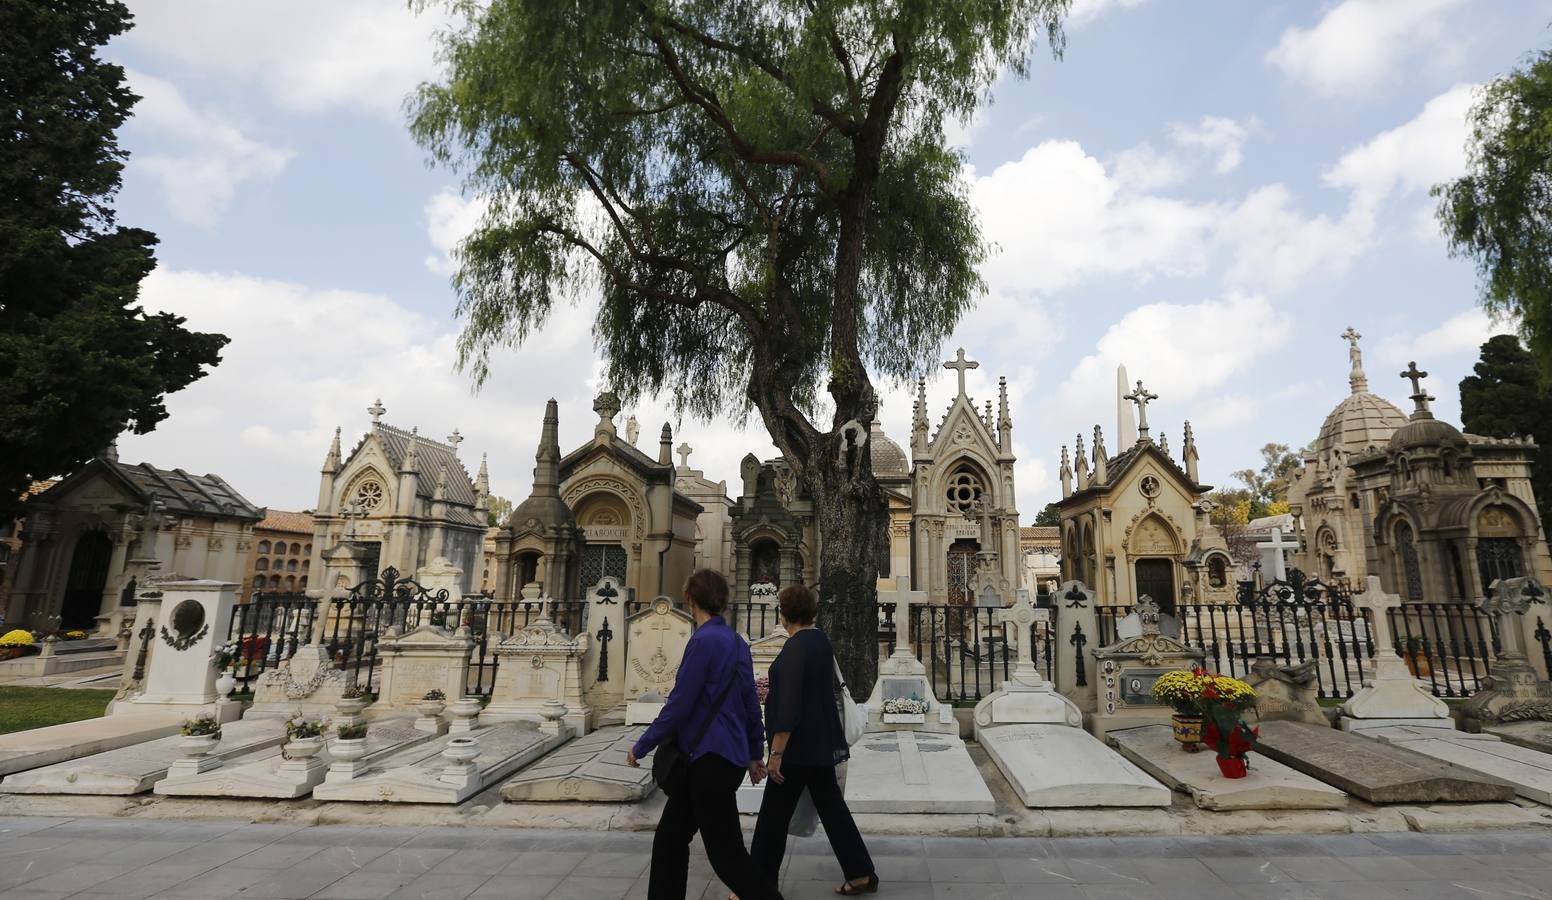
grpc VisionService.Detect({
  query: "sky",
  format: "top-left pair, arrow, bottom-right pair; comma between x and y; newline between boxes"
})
107,0 -> 1552,518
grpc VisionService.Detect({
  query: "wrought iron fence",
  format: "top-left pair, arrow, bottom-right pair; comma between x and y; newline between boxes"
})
1387,602 -> 1500,698
1538,616 -> 1552,676
875,602 -> 1056,703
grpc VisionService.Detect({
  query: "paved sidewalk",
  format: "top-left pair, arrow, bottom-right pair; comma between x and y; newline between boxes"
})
2,816 -> 1550,899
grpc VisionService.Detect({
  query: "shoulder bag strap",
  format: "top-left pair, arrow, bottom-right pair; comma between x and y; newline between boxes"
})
831,657 -> 848,692
685,664 -> 738,752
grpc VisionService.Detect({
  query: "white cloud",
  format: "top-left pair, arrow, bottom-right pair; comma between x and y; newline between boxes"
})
1374,309 -> 1510,365
1068,0 -> 1149,27
1110,142 -> 1186,191
125,71 -> 293,226
1324,83 -> 1475,214
1168,115 -> 1253,174
120,1 -> 452,119
1215,184 -> 1371,293
1265,0 -> 1465,96
423,190 -> 487,274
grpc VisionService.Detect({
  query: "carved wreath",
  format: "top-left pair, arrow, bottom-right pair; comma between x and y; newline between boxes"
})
159,623 -> 208,651
260,662 -> 342,700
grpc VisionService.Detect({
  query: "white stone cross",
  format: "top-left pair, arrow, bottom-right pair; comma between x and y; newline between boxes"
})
878,576 -> 930,662
1352,575 -> 1401,657
676,442 -> 693,468
368,398 -> 386,424
943,347 -> 979,398
1265,527 -> 1298,580
1124,380 -> 1158,438
447,429 -> 463,451
994,593 -> 1046,684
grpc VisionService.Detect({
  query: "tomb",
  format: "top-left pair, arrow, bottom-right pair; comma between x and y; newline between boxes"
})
1490,721 -> 1552,756
374,623 -> 477,708
248,645 -> 350,717
580,577 -> 628,712
1243,657 -> 1328,726
1253,721 -> 1514,803
1461,577 -> 1552,733
1366,725 -> 1552,805
1089,596 -> 1204,739
114,579 -> 243,722
1339,577 -> 1452,731
311,722 -> 568,804
0,716 -> 287,795
500,725 -> 657,802
483,597 -> 592,736
972,588 -> 1168,808
153,720 -> 433,800
0,712 -> 183,780
622,596 -> 694,725
1108,724 -> 1347,811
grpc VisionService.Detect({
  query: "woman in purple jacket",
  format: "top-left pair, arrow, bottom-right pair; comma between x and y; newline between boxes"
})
626,570 -> 782,900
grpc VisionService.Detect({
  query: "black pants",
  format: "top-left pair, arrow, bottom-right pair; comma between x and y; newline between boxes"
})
751,762 -> 874,887
648,754 -> 781,900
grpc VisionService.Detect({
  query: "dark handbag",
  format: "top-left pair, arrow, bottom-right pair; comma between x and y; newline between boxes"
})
650,672 -> 737,796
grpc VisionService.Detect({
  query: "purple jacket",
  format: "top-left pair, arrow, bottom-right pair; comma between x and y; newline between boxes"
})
632,616 -> 763,768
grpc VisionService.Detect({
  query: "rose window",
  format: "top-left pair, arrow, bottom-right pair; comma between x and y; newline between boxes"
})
353,479 -> 384,511
945,471 -> 984,514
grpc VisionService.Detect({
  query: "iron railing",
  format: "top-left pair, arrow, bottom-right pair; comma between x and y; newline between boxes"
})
876,602 -> 1056,703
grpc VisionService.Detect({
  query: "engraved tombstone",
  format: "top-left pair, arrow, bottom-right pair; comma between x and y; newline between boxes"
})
623,597 -> 694,725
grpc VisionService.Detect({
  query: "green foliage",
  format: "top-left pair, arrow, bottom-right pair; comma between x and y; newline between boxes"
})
485,494 -> 513,527
1032,502 -> 1062,527
0,1 -> 227,516
1433,44 -> 1552,374
1459,334 -> 1552,526
1231,443 -> 1302,516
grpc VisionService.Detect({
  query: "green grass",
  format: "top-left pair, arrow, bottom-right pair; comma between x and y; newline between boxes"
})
0,687 -> 116,735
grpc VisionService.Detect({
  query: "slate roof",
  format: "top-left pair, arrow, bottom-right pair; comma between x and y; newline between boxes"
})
40,459 -> 263,520
1060,440 -> 1211,505
348,424 -> 484,527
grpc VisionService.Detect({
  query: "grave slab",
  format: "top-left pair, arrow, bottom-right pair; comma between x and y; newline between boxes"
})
979,723 -> 1170,808
1254,720 -> 1514,803
842,730 -> 994,815
1487,721 -> 1552,756
500,725 -> 656,802
1366,725 -> 1552,805
0,713 -> 183,779
311,722 -> 567,804
0,716 -> 286,795
153,721 -> 433,799
1108,724 -> 1347,811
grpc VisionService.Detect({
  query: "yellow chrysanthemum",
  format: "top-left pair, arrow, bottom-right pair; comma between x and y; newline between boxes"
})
0,629 -> 35,647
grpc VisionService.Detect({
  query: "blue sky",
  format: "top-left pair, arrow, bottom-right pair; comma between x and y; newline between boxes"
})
108,0 -> 1552,516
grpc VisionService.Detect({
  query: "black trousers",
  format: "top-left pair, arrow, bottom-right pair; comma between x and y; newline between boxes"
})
648,754 -> 781,900
751,762 -> 874,886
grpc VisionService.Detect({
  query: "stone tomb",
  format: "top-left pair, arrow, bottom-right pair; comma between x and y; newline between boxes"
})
623,597 -> 694,726
1461,577 -> 1552,732
1108,725 -> 1347,811
0,716 -> 287,795
154,720 -> 433,800
116,580 -> 243,723
0,712 -> 184,780
1489,721 -> 1552,756
972,592 -> 1169,808
484,599 -> 592,736
1339,577 -> 1452,732
580,578 -> 628,712
311,722 -> 567,804
1090,596 -> 1204,739
1244,658 -> 1328,727
1367,725 -> 1552,806
1254,721 -> 1514,804
374,624 -> 476,708
501,725 -> 657,802
248,645 -> 350,718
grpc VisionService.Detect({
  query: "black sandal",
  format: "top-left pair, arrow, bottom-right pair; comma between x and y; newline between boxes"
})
836,874 -> 879,895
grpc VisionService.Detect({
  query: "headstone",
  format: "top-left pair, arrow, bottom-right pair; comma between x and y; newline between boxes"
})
975,583 -> 1002,609
154,721 -> 433,799
1339,577 -> 1451,729
484,598 -> 591,736
1053,581 -> 1098,714
249,645 -> 349,717
1253,721 -> 1514,803
1090,596 -> 1205,739
0,712 -> 184,779
1244,657 -> 1328,726
1108,725 -> 1347,810
0,716 -> 286,795
864,578 -> 948,733
1114,595 -> 1182,640
623,597 -> 694,726
1462,577 -> 1552,731
581,577 -> 627,712
500,725 -> 657,802
311,722 -> 567,804
374,623 -> 476,708
1366,725 -> 1552,805
115,580 -> 243,722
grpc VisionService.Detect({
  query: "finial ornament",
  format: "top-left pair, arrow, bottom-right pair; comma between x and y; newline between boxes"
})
944,347 -> 979,397
1342,326 -> 1368,393
368,398 -> 386,424
447,428 -> 463,450
1400,361 -> 1434,416
676,442 -> 693,468
1123,380 -> 1159,440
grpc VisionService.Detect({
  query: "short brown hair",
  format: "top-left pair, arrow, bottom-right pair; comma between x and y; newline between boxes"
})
778,584 -> 818,626
684,569 -> 730,615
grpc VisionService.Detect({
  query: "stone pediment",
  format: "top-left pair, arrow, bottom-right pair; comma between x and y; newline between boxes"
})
1094,633 -> 1203,668
927,398 -> 999,459
380,623 -> 474,650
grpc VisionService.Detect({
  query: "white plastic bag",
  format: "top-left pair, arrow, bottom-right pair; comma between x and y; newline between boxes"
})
787,787 -> 819,836
833,659 -> 866,746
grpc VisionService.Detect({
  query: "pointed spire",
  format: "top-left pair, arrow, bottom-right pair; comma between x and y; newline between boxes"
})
401,426 -> 420,473
323,426 -> 342,473
1075,432 -> 1090,489
447,428 -> 463,453
474,453 -> 490,514
99,440 -> 119,463
1092,426 -> 1108,484
1342,326 -> 1368,394
912,377 -> 929,454
658,422 -> 673,466
532,399 -> 562,498
983,399 -> 994,430
1183,420 -> 1200,483
997,376 -> 1012,453
1117,364 -> 1137,448
1060,445 -> 1073,498
1159,432 -> 1170,455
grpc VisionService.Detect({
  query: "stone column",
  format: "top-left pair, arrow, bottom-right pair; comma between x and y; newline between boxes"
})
96,523 -> 132,625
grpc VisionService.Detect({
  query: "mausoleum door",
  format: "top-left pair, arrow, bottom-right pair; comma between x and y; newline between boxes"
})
355,541 -> 382,584
1134,558 -> 1176,615
1477,538 -> 1525,594
581,544 -> 628,588
946,539 -> 978,606
750,539 -> 781,588
60,529 -> 111,630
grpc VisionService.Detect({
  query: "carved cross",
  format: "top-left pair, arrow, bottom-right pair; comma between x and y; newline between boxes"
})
595,620 -> 613,682
447,429 -> 463,450
676,442 -> 693,468
1479,577 -> 1546,659
994,593 -> 1044,683
1352,575 -> 1400,657
367,398 -> 386,424
1124,380 -> 1159,438
878,575 -> 929,661
1400,361 -> 1434,414
943,347 -> 979,397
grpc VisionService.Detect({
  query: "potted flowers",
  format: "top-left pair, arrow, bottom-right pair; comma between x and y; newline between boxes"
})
331,722 -> 370,764
0,629 -> 35,661
180,714 -> 222,758
1199,674 -> 1259,779
283,713 -> 327,760
419,689 -> 447,718
881,696 -> 929,724
336,683 -> 370,724
1152,669 -> 1208,750
210,640 -> 238,700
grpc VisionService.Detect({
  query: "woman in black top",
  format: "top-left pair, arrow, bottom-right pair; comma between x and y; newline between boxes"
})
752,584 -> 877,895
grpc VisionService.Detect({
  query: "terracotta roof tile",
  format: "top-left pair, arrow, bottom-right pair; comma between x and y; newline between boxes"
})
256,509 -> 315,535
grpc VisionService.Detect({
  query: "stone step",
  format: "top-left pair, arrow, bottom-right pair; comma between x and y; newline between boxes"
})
56,639 -> 120,655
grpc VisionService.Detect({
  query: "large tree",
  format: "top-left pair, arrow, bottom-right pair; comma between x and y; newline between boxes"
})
1459,334 -> 1552,527
1433,41 -> 1552,374
1230,442 -> 1301,517
0,1 -> 227,516
411,0 -> 1069,691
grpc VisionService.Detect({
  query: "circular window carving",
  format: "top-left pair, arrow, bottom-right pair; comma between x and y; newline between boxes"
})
353,479 -> 384,511
1139,475 -> 1161,498
946,471 -> 984,513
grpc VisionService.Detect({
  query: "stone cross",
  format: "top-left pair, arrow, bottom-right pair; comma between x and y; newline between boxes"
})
994,592 -> 1046,684
1400,361 -> 1434,414
1265,527 -> 1298,580
447,429 -> 463,451
1480,577 -> 1546,660
1352,575 -> 1401,658
367,398 -> 386,424
676,442 -> 693,468
1124,380 -> 1158,439
878,575 -> 929,662
943,347 -> 979,397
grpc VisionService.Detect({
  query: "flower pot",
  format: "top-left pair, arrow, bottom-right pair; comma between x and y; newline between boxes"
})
882,713 -> 926,724
442,737 -> 480,764
1171,714 -> 1204,746
1404,651 -> 1432,678
336,696 -> 369,717
329,737 -> 369,764
1216,755 -> 1248,779
178,733 -> 221,758
215,670 -> 236,701
284,736 -> 325,760
417,700 -> 447,719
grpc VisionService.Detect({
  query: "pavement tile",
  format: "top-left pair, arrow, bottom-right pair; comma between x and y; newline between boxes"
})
11,862 -> 142,893
1432,881 -> 1546,899
505,849 -> 587,877
429,847 -> 524,875
220,860 -> 351,899
1062,858 -> 1153,886
1263,855 -> 1368,883
156,840 -> 274,869
74,862 -> 212,897
1077,886 -> 1167,900
471,873 -> 564,899
543,875 -> 637,899
374,846 -> 460,875
921,838 -> 998,858
1198,857 -> 1294,884
145,862 -> 271,898
312,870 -> 423,900
225,840 -> 325,868
1047,837 -> 1121,859
574,850 -> 651,878
1123,857 -> 1221,886
383,872 -> 495,900
925,857 -> 1003,883
1338,854 -> 1434,881
997,856 -> 1082,885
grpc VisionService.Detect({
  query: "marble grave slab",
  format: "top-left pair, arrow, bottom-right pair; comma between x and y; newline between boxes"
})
1254,721 -> 1514,803
842,730 -> 994,815
500,725 -> 656,803
0,717 -> 287,795
311,722 -> 567,804
1108,725 -> 1347,811
0,712 -> 184,779
1486,721 -> 1552,756
979,723 -> 1171,808
1367,725 -> 1552,805
154,721 -> 433,799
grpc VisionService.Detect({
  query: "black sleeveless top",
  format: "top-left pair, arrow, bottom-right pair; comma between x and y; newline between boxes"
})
764,628 -> 848,767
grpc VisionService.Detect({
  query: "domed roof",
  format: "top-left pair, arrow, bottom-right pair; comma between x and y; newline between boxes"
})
1314,391 -> 1409,457
1389,413 -> 1465,451
870,421 -> 910,477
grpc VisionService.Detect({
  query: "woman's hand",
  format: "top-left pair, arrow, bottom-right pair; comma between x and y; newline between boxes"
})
767,752 -> 784,785
625,749 -> 639,768
747,759 -> 767,785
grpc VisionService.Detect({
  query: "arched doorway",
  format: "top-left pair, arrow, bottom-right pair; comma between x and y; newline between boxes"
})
61,529 -> 112,630
946,539 -> 979,606
750,539 -> 782,588
1134,558 -> 1176,615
